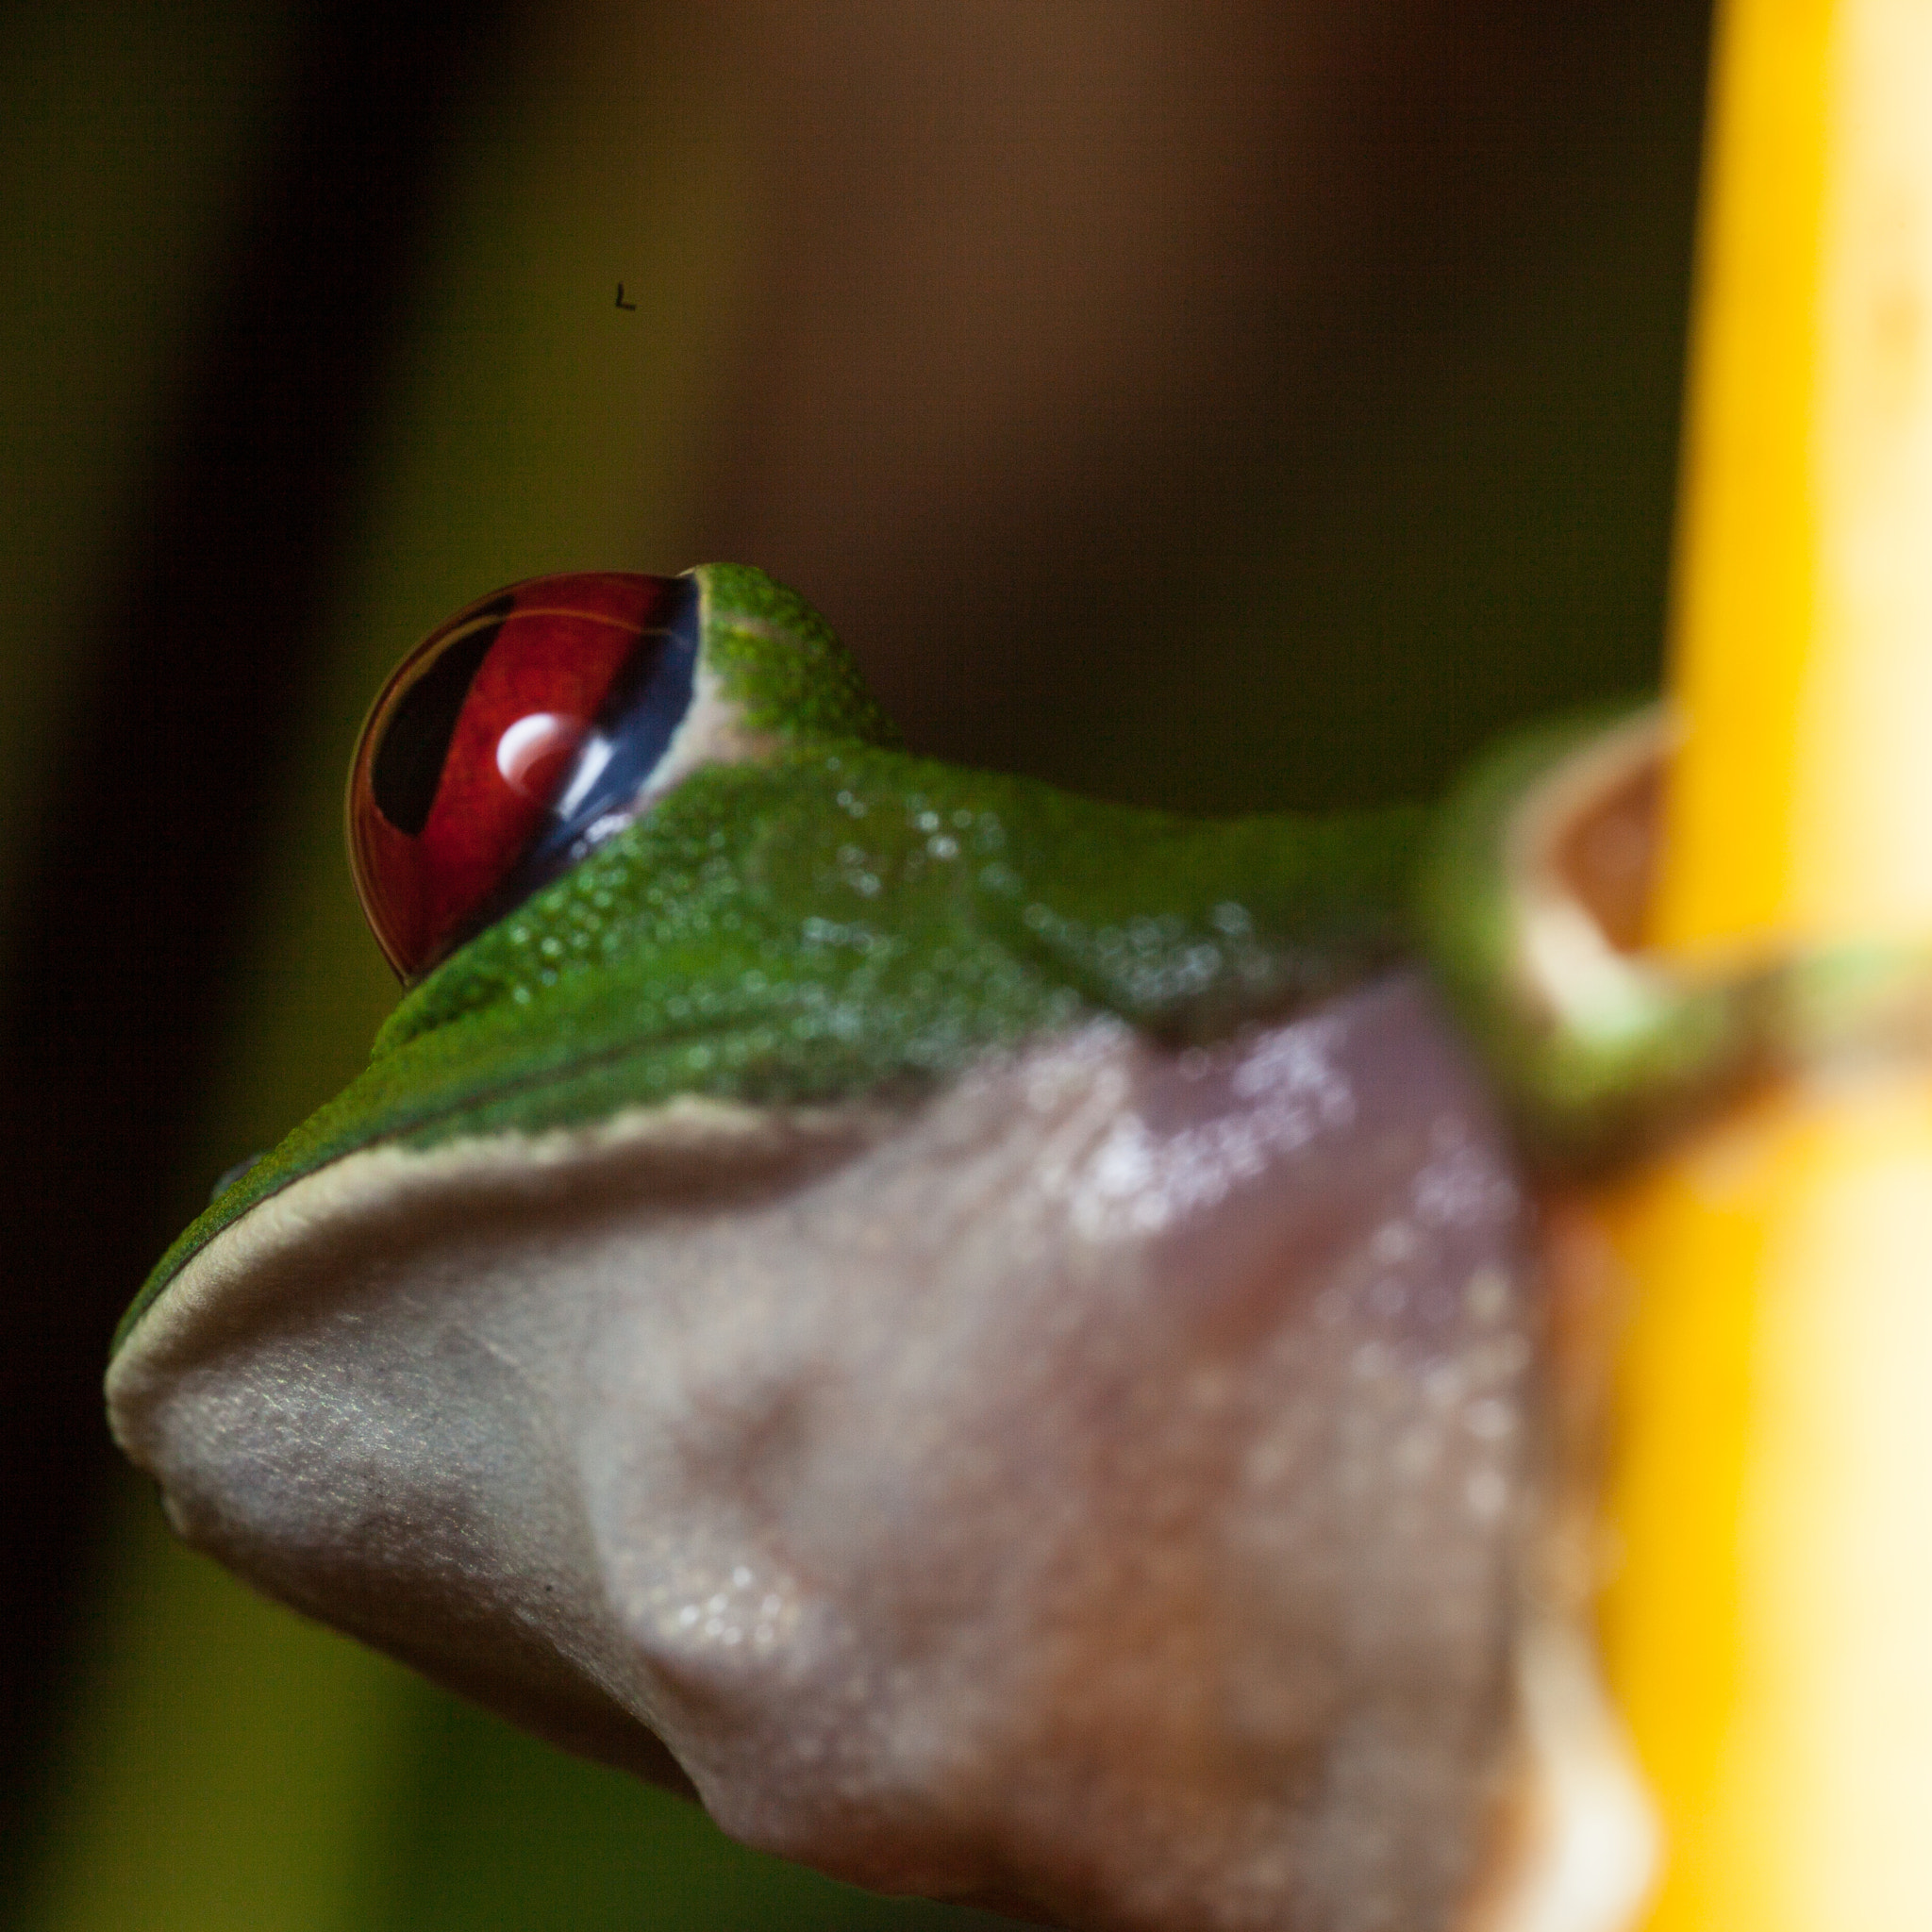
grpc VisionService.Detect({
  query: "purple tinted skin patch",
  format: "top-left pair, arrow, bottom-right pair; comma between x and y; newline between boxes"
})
112,972 -> 1574,1932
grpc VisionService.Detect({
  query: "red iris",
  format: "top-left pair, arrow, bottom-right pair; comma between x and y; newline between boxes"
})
348,572 -> 685,979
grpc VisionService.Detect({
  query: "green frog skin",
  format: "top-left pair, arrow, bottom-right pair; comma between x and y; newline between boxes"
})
108,565 -> 1758,1932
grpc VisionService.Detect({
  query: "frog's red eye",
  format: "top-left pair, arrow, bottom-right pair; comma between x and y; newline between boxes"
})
348,572 -> 697,979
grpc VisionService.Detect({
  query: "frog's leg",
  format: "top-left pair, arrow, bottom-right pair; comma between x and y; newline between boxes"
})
1421,708 -> 1932,1174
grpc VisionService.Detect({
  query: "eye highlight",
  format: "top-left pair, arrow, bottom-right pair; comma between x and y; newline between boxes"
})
348,572 -> 698,980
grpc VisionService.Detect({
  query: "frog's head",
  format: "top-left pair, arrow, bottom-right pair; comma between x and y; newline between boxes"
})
108,560 -> 1663,1932
349,563 -> 899,981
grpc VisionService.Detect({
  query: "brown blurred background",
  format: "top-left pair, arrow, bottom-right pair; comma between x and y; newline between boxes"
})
0,2 -> 1708,1924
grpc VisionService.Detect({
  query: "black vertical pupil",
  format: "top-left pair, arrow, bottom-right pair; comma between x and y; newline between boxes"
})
369,598 -> 513,834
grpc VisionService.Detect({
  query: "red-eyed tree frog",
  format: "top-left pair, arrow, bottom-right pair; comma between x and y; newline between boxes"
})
108,567 -> 1916,1932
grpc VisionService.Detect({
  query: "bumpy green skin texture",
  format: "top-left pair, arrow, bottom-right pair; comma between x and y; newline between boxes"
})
144,560 -> 1767,1361
133,561 -> 1918,1357
696,562 -> 903,749
117,730 -> 1423,1354
137,561 -> 1829,1357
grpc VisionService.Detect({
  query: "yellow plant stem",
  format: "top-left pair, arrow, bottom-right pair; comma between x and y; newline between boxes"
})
1592,0 -> 1932,1926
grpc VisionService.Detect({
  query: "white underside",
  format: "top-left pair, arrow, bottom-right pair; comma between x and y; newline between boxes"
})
109,977 -> 1654,1932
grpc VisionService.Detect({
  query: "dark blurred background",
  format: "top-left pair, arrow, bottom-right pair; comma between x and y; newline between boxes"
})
0,2 -> 1709,1924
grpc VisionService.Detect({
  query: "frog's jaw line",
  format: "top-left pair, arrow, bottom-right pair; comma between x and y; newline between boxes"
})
107,1091 -> 886,1411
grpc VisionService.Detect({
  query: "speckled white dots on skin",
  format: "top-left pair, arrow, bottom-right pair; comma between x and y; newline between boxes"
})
108,972 -> 1645,1932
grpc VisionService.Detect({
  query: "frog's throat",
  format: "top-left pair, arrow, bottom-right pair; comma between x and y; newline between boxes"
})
103,985 -> 1654,1930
